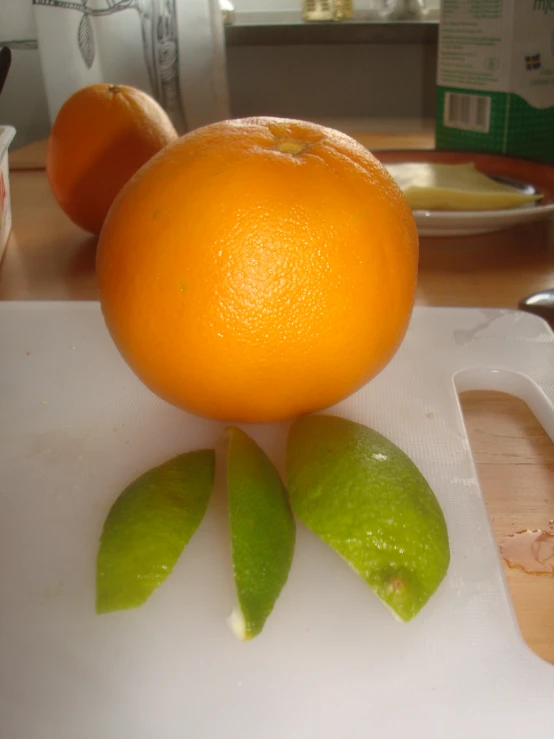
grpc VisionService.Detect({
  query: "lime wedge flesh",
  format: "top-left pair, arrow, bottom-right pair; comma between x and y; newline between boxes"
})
286,415 -> 450,622
227,427 -> 295,640
96,449 -> 215,613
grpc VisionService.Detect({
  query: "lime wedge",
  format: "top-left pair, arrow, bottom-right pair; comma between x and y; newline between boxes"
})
96,450 -> 215,613
286,415 -> 450,621
227,427 -> 295,640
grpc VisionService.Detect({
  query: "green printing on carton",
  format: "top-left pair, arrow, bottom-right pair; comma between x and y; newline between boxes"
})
436,0 -> 554,163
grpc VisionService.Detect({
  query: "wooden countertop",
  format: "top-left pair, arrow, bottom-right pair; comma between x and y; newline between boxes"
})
3,133 -> 554,663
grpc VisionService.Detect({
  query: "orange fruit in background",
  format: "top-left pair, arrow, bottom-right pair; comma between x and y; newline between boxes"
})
96,117 -> 418,423
46,83 -> 178,235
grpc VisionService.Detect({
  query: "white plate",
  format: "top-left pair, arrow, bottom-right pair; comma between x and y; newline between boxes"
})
374,149 -> 554,237
413,200 -> 554,237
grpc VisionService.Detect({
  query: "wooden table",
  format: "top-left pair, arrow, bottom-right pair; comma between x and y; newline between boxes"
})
3,134 -> 554,663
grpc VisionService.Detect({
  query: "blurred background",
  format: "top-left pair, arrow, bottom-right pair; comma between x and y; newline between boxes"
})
0,0 -> 440,149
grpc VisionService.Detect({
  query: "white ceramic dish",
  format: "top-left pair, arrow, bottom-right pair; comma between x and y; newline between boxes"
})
412,200 -> 554,237
374,149 -> 554,237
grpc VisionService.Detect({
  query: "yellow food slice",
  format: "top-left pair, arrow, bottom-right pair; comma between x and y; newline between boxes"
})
385,162 -> 541,211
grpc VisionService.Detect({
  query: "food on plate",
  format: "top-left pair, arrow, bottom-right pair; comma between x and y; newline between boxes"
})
286,414 -> 450,621
385,161 -> 542,211
47,83 -> 178,234
96,450 -> 214,613
96,116 -> 418,423
227,427 -> 295,640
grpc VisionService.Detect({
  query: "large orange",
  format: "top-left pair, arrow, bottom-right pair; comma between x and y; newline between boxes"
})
47,83 -> 178,234
96,117 -> 418,423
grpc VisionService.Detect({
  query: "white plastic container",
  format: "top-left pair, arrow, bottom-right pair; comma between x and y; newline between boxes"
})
0,125 -> 16,262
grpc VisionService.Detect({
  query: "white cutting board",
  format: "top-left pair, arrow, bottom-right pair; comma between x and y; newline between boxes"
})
1,303 -> 554,739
